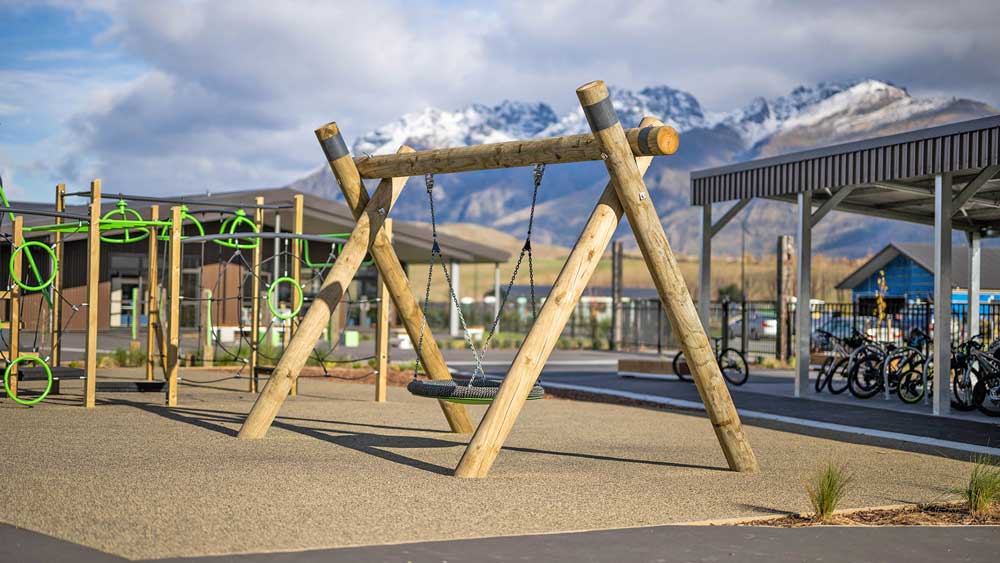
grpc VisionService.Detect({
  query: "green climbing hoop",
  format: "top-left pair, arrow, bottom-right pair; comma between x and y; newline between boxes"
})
267,276 -> 303,320
100,200 -> 150,244
9,241 -> 57,291
215,210 -> 259,249
4,355 -> 52,406
157,206 -> 205,240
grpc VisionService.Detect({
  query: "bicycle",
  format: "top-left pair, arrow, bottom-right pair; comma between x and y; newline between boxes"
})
814,329 -> 868,395
951,335 -> 985,412
880,328 -> 930,401
672,336 -> 749,386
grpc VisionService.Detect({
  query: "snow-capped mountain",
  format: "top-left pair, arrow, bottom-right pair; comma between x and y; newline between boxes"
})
288,79 -> 996,257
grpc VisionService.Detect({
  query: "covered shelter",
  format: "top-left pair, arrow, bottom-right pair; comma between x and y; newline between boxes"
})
691,115 -> 1000,415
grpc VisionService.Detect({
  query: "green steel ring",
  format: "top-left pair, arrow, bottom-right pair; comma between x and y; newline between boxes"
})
267,276 -> 303,320
4,355 -> 52,406
101,201 -> 150,244
157,207 -> 205,241
10,241 -> 57,291
215,210 -> 259,249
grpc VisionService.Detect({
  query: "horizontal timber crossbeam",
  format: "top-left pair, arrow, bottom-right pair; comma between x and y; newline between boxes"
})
354,125 -> 678,179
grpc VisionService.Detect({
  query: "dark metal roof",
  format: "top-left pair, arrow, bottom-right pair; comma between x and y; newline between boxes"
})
5,186 -> 510,264
691,115 -> 1000,203
690,115 -> 1000,231
836,243 -> 1000,291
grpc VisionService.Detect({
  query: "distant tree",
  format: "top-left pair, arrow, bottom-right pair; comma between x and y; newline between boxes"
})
717,283 -> 743,302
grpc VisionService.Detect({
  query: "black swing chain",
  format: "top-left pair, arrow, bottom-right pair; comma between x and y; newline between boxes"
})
413,165 -> 546,384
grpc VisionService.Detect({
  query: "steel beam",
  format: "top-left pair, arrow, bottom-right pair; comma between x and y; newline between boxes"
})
710,198 -> 751,237
795,191 -> 812,398
933,174 -> 952,416
698,204 -> 712,330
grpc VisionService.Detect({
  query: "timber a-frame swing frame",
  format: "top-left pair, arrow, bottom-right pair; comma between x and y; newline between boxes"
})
237,80 -> 759,477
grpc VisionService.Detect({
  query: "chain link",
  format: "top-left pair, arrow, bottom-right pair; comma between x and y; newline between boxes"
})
413,164 -> 545,384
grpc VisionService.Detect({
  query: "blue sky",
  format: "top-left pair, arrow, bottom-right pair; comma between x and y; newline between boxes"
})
2,0 -> 999,201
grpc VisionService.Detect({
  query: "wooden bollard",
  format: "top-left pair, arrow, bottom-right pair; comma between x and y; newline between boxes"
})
577,80 -> 758,472
237,147 -> 414,439
317,123 -> 475,434
454,116 -> 666,478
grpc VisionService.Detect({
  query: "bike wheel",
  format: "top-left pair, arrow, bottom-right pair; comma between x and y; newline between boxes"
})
951,364 -> 980,412
815,357 -> 835,393
974,379 -> 1000,417
827,357 -> 850,395
672,351 -> 690,382
719,348 -> 749,386
897,368 -> 927,404
848,347 -> 884,399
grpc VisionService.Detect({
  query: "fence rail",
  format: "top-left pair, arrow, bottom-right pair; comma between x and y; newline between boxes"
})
417,298 -> 1000,357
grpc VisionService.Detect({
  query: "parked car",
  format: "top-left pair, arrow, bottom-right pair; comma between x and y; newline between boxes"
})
812,317 -> 902,348
729,313 -> 777,339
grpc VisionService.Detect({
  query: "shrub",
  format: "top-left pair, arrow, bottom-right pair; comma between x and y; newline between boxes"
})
805,462 -> 853,522
953,454 -> 1000,516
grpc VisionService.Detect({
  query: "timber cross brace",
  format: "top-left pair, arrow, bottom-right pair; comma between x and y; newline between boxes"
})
236,80 -> 759,477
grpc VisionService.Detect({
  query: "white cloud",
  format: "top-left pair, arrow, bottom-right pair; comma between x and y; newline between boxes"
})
8,0 -> 999,199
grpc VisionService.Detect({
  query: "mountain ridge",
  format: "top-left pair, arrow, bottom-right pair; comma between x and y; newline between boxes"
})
288,79 -> 997,258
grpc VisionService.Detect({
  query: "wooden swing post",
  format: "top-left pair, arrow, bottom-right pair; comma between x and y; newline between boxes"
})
374,219 -> 392,403
146,205 -> 165,380
454,116 -> 665,478
316,123 -> 475,434
84,179 -> 101,408
8,216 -> 22,396
249,197 -> 264,392
289,194 -> 304,396
51,183 -> 65,367
577,80 -> 757,472
166,205 -> 182,406
238,146 -> 416,439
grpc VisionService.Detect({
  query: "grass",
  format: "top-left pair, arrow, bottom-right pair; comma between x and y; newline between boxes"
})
97,346 -> 147,368
952,454 -> 1000,516
805,462 -> 854,522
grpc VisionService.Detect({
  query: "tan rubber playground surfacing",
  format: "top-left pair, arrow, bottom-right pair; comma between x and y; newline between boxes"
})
0,370 -> 980,559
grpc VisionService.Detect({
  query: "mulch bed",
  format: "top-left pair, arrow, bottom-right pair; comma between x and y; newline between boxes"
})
739,502 -> 999,526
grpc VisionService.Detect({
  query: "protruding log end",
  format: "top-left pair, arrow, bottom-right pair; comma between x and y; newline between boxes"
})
626,123 -> 679,157
576,80 -> 609,105
315,122 -> 350,162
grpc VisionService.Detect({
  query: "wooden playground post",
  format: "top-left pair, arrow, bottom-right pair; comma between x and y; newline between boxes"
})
454,116 -> 663,478
146,205 -> 161,380
51,183 -> 65,366
166,206 -> 182,406
8,215 -> 22,396
201,288 -> 214,365
374,219 -> 391,402
289,194 -> 304,396
577,81 -> 757,472
238,149 -> 414,439
249,197 -> 264,393
316,123 -> 475,434
84,179 -> 101,408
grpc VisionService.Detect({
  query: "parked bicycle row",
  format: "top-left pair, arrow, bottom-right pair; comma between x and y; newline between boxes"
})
813,328 -> 1000,416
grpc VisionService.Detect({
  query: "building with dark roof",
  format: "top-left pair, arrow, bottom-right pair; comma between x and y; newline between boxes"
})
2,187 -> 509,333
836,244 -> 1000,304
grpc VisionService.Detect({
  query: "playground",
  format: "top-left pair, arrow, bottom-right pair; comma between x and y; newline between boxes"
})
0,369 -> 981,560
2,80 -> 998,561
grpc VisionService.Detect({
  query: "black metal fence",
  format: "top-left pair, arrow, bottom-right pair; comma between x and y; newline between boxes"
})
419,297 -> 1000,356
805,301 -> 1000,349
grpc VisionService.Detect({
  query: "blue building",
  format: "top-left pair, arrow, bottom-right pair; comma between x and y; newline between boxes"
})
837,244 -> 1000,305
